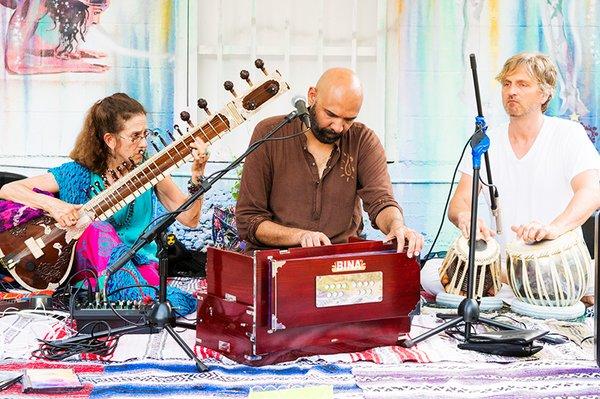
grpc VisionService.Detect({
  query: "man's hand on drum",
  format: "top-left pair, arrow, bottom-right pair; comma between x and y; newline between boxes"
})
511,221 -> 560,244
456,211 -> 496,241
384,220 -> 424,257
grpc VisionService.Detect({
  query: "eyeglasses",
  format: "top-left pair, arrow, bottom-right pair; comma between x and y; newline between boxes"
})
118,129 -> 151,144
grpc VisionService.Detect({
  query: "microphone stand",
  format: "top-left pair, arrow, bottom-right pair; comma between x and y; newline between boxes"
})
47,111 -> 300,372
402,54 -> 535,349
471,56 -> 501,235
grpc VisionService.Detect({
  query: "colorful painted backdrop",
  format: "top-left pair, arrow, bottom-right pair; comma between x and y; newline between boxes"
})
0,0 -> 184,161
0,0 -> 598,253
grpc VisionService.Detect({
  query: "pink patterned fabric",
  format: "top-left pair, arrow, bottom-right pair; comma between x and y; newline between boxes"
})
74,221 -> 159,290
0,189 -> 53,233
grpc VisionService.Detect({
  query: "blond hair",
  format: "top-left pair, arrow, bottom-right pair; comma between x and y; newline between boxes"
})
495,53 -> 557,112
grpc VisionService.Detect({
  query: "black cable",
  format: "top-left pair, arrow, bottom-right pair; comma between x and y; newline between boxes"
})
65,268 -> 99,287
56,268 -> 99,314
103,284 -> 159,327
36,284 -> 162,361
489,315 -> 578,347
443,322 -> 477,342
66,270 -> 99,316
581,335 -> 594,345
423,136 -> 472,262
34,320 -> 119,361
172,308 -> 197,321
489,314 -> 527,329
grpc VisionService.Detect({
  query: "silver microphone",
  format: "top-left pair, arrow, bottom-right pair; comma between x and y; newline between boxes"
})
291,95 -> 311,129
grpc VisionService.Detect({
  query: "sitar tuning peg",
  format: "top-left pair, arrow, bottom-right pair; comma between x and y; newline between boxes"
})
254,58 -> 267,75
267,83 -> 279,95
167,130 -> 176,141
151,140 -> 161,153
121,161 -> 131,171
197,98 -> 211,115
174,124 -> 183,136
240,70 -> 253,86
224,80 -> 237,97
128,157 -> 136,167
158,134 -> 168,147
180,111 -> 194,128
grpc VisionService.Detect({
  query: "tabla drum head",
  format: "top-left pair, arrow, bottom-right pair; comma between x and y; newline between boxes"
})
506,230 -> 590,307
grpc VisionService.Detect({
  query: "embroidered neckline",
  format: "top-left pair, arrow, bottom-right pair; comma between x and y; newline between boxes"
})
108,199 -> 136,227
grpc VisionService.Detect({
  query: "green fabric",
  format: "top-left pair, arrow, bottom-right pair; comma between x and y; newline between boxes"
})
90,173 -> 158,261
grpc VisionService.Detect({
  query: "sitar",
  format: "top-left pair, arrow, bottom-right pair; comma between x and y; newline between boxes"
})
0,63 -> 289,291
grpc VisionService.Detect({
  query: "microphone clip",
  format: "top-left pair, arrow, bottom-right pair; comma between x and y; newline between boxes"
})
284,109 -> 299,123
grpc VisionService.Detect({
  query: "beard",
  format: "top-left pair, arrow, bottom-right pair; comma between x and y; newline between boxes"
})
504,98 -> 536,117
308,106 -> 343,144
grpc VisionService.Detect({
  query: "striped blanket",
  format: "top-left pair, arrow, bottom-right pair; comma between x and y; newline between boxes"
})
0,359 -> 361,398
353,360 -> 600,398
1,278 -> 598,398
1,358 -> 599,398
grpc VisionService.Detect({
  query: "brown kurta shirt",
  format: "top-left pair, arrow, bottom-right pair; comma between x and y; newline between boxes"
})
235,116 -> 401,251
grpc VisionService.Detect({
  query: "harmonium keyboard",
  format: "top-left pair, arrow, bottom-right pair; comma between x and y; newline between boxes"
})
196,240 -> 420,365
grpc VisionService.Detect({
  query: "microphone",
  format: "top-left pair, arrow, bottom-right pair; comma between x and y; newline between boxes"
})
291,95 -> 311,129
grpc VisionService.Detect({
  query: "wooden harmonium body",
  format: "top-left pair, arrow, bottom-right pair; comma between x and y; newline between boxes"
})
196,240 -> 420,365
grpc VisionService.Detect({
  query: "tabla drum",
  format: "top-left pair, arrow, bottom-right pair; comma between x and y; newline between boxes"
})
436,235 -> 503,311
506,230 -> 590,320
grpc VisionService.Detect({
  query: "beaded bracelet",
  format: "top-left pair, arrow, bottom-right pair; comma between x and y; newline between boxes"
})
187,176 -> 206,195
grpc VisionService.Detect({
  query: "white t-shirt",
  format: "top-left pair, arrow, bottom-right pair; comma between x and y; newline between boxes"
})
459,116 -> 600,251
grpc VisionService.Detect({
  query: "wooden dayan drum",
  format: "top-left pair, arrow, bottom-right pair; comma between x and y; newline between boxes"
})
439,235 -> 502,298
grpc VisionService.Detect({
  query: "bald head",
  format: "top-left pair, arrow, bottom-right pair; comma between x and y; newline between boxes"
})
312,68 -> 363,111
306,68 -> 364,142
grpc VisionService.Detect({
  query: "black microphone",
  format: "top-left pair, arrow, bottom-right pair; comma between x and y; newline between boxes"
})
291,95 -> 311,129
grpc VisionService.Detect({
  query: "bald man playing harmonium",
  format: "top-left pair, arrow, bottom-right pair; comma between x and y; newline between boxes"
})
235,68 -> 424,256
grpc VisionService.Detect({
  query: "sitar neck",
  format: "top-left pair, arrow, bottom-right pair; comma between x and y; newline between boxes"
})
80,70 -> 289,222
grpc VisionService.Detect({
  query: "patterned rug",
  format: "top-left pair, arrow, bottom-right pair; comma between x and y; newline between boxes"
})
0,359 -> 361,398
1,278 -> 598,398
352,360 -> 600,398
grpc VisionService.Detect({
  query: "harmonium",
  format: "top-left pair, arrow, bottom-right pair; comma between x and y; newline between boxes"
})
196,240 -> 420,365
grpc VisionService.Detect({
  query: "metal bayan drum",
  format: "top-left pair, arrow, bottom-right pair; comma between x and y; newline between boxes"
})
439,235 -> 502,298
506,230 -> 590,319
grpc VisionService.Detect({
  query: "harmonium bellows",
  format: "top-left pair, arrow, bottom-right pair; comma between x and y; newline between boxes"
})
196,240 -> 420,365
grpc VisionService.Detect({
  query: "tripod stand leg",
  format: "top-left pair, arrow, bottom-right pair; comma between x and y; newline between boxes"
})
401,316 -> 464,348
163,324 -> 208,372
